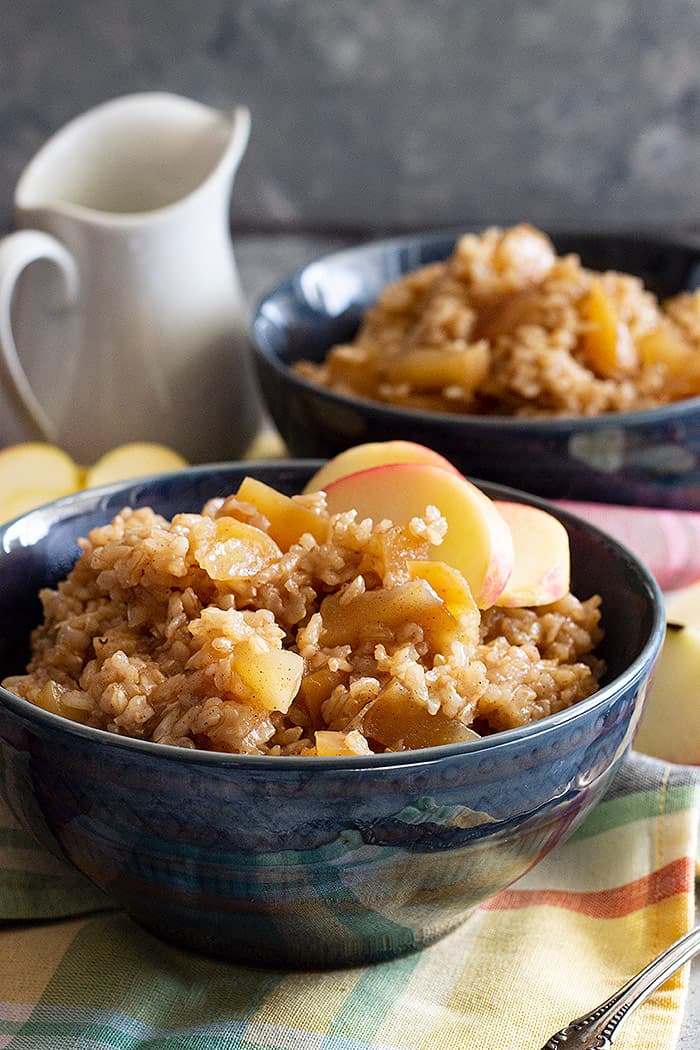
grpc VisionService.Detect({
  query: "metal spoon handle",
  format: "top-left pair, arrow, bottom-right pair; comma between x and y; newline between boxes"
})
540,923 -> 700,1049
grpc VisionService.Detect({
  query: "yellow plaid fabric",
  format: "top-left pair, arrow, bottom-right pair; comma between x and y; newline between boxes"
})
0,753 -> 696,1049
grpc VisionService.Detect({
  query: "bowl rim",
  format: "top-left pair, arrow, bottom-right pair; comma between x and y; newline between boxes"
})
0,460 -> 666,771
251,225 -> 700,431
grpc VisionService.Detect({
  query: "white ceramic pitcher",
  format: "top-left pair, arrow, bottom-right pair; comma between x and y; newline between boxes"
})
0,92 -> 261,463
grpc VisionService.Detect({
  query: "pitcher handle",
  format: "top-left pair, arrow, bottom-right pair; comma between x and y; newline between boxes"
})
0,229 -> 79,443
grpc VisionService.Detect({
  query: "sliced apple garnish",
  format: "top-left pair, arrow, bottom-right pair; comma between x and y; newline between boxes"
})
493,501 -> 570,607
303,440 -> 459,494
84,442 -> 187,488
323,463 -> 514,608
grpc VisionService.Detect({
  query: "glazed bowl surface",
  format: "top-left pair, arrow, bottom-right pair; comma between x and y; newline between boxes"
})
252,230 -> 700,508
0,463 -> 664,967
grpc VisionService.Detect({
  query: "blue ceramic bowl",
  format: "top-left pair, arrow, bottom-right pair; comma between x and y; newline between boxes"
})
252,230 -> 700,509
0,463 -> 664,968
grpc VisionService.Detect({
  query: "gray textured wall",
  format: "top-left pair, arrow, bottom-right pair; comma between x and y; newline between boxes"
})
2,0 -> 699,233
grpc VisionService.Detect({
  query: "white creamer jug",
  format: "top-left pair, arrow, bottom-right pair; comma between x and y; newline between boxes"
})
0,92 -> 261,463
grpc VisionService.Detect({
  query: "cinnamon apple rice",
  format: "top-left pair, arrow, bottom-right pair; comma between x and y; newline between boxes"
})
294,224 -> 700,416
2,488 -> 604,756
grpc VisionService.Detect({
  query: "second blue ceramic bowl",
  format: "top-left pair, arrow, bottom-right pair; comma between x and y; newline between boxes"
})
252,230 -> 700,508
0,463 -> 664,967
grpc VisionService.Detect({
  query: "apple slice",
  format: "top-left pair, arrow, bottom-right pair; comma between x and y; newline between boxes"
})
664,581 -> 700,628
634,623 -> 700,765
83,442 -> 188,488
493,501 -> 570,607
303,440 -> 459,494
0,443 -> 81,524
323,463 -> 514,608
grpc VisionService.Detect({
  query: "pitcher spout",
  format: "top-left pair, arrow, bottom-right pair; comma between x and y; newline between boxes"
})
15,93 -> 252,220
221,105 -> 252,184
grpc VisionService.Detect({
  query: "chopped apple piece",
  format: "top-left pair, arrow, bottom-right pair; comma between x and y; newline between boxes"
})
0,442 -> 81,523
580,281 -> 637,378
315,730 -> 372,756
407,560 -> 479,644
323,463 -> 514,608
638,324 -> 700,399
634,623 -> 700,765
84,442 -> 187,488
475,288 -> 547,340
493,501 -> 570,607
362,681 -> 479,751
320,579 -> 463,652
33,681 -> 90,725
234,640 -> 303,713
384,344 -> 489,392
235,476 -> 326,549
326,346 -> 381,396
299,665 -> 346,728
303,440 -> 459,494
190,516 -> 281,580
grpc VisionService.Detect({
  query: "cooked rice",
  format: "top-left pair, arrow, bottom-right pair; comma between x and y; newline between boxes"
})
2,490 -> 604,755
294,224 -> 700,416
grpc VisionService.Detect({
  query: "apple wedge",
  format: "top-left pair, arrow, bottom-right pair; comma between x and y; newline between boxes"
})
493,501 -> 570,607
634,622 -> 700,765
303,440 -> 459,494
323,463 -> 514,608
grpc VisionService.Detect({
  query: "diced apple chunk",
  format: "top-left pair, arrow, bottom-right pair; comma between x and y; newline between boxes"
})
407,560 -> 477,618
234,640 -> 303,713
323,463 -> 515,608
34,682 -> 90,724
298,665 -> 346,728
319,579 -> 463,653
407,560 -> 479,645
191,516 -> 281,580
235,476 -> 326,549
303,440 -> 460,494
493,501 -> 570,607
580,281 -> 637,378
638,324 -> 700,399
362,681 -> 479,750
384,344 -> 489,392
315,730 -> 372,756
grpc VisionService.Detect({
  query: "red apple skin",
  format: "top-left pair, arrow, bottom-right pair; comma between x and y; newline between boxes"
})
323,462 -> 515,608
493,500 -> 570,607
303,440 -> 460,494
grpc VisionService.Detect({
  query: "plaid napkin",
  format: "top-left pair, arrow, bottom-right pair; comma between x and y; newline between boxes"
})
1,480 -> 699,1049
0,754 -> 696,1050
